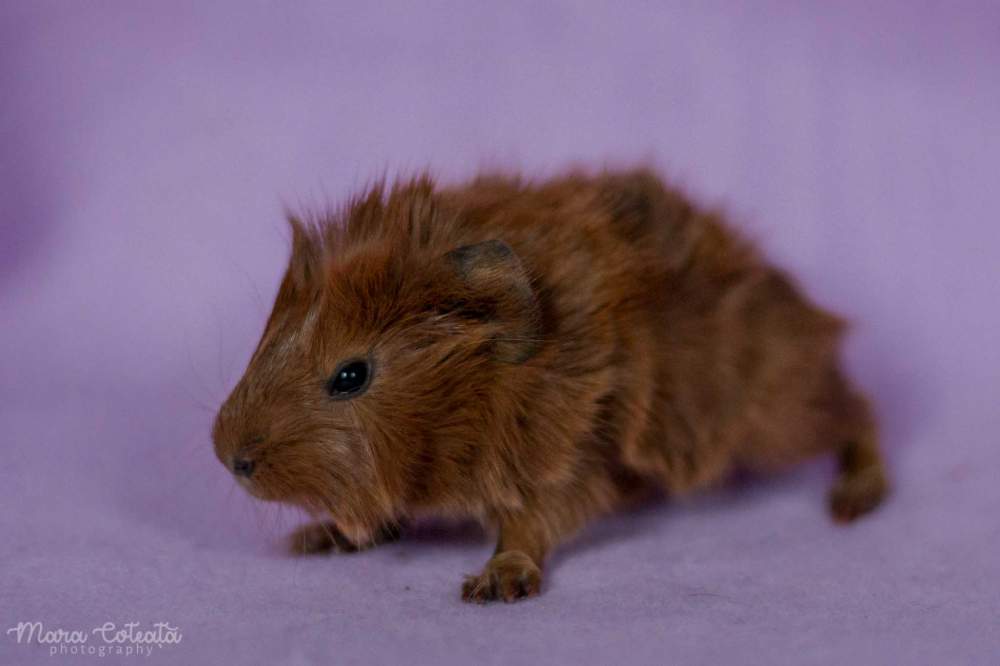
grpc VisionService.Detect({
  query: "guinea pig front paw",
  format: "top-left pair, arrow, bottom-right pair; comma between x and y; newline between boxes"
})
461,551 -> 542,604
289,521 -> 360,555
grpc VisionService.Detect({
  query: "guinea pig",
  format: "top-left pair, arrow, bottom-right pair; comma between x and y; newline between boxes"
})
212,168 -> 889,603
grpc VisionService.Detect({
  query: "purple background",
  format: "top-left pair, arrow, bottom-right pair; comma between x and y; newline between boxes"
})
2,2 -> 999,664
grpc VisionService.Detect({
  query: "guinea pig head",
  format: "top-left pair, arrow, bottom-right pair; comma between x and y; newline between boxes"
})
212,203 -> 541,542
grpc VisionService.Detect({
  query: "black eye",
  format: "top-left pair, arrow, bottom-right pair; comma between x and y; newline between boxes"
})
327,360 -> 371,399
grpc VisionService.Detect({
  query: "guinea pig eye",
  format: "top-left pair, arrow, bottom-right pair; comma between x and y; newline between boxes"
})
326,360 -> 371,399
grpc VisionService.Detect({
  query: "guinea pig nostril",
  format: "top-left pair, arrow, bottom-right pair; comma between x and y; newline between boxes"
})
232,458 -> 255,478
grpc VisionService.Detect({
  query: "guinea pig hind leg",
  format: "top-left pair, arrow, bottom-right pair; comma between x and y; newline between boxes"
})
289,521 -> 403,555
827,394 -> 890,523
827,427 -> 889,523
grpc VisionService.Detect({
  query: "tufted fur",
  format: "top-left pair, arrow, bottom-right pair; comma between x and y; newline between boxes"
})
212,169 -> 889,603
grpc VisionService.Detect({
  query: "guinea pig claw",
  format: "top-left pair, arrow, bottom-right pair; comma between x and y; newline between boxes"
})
461,551 -> 542,604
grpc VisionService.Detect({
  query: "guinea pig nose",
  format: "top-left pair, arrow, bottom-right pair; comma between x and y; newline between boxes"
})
232,457 -> 255,478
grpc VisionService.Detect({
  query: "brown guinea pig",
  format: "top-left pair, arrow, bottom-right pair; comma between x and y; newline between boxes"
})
212,168 -> 889,603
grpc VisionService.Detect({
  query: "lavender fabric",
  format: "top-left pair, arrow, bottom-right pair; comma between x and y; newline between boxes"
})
2,2 -> 998,664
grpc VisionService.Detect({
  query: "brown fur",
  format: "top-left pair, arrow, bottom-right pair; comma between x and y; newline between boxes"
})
212,169 -> 889,603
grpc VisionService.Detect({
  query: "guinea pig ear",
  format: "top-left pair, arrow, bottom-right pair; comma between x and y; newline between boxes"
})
444,239 -> 542,364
